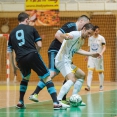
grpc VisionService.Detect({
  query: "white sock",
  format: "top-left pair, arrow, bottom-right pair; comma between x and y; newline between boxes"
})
87,70 -> 93,87
98,73 -> 104,87
57,80 -> 74,101
72,79 -> 84,95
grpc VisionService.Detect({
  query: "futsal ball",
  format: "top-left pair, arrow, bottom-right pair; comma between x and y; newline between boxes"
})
69,94 -> 82,107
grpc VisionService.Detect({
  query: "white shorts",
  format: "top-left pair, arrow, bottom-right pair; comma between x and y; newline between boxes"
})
55,60 -> 77,77
87,56 -> 104,72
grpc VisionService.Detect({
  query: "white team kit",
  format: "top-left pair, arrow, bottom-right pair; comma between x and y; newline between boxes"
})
55,31 -> 84,77
87,34 -> 106,71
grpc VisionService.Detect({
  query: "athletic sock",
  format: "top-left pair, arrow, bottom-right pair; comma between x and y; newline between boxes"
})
46,80 -> 58,104
72,79 -> 84,94
57,80 -> 74,101
87,70 -> 93,87
99,73 -> 104,87
32,80 -> 46,95
19,79 -> 29,103
62,79 -> 67,100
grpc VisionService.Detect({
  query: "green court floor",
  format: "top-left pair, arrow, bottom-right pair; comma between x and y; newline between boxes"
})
0,90 -> 117,117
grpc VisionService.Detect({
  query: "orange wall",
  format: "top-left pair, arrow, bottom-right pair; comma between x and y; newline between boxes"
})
0,15 -> 116,82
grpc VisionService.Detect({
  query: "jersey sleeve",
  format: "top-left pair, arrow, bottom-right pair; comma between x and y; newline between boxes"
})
33,27 -> 42,42
59,22 -> 76,34
101,36 -> 106,44
68,31 -> 81,40
88,37 -> 91,46
7,35 -> 13,52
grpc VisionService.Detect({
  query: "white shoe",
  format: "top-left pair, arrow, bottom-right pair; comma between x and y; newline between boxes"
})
29,94 -> 39,102
80,102 -> 86,106
59,101 -> 70,108
54,104 -> 67,110
99,85 -> 103,91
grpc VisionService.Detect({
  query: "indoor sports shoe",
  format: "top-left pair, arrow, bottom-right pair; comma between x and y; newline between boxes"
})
80,101 -> 86,106
99,85 -> 103,91
85,86 -> 90,91
16,102 -> 26,109
29,94 -> 39,102
54,104 -> 67,110
59,101 -> 70,108
61,100 -> 70,105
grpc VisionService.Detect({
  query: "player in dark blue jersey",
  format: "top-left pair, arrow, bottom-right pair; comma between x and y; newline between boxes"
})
7,12 -> 67,110
29,15 -> 90,107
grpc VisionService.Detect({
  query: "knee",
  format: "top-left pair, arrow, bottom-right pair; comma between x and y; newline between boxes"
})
50,71 -> 58,79
81,71 -> 86,80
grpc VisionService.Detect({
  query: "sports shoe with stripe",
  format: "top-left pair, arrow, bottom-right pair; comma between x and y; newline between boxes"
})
54,104 -> 67,110
29,94 -> 39,102
16,102 -> 26,109
80,101 -> 86,106
59,101 -> 70,108
85,86 -> 90,91
61,100 -> 70,105
99,85 -> 103,91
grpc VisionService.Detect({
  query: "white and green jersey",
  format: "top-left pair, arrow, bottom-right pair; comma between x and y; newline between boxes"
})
88,34 -> 106,53
55,31 -> 84,62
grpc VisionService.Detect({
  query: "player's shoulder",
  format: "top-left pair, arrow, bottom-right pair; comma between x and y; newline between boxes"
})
68,30 -> 79,35
63,22 -> 75,27
98,34 -> 105,39
69,31 -> 81,38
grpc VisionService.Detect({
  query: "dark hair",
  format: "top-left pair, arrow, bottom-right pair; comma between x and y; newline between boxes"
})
18,12 -> 29,22
82,23 -> 95,31
78,15 -> 90,21
94,25 -> 99,31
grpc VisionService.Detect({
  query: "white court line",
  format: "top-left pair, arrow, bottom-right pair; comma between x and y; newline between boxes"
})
0,87 -> 117,110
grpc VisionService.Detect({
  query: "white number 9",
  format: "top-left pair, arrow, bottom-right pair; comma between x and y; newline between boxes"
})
16,30 -> 25,46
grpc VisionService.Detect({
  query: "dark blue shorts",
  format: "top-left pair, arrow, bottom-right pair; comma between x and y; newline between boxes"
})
17,52 -> 50,79
48,51 -> 59,73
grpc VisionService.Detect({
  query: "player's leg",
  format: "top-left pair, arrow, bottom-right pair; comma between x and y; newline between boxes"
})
48,51 -> 60,78
29,51 -> 59,101
72,66 -> 85,95
16,54 -> 31,109
62,62 -> 74,102
96,58 -> 104,91
29,52 -> 67,109
85,70 -> 93,91
61,79 -> 67,101
55,61 -> 75,107
70,65 -> 86,106
85,57 -> 94,91
98,72 -> 104,91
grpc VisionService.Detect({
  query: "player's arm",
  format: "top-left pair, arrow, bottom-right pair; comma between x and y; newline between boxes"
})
60,33 -> 73,40
76,49 -> 100,58
55,30 -> 65,43
100,44 -> 106,56
7,37 -> 18,76
8,51 -> 18,76
35,41 -> 42,52
33,28 -> 42,52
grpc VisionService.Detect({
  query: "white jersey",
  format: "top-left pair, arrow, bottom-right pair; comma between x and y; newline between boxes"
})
88,34 -> 106,53
55,31 -> 84,62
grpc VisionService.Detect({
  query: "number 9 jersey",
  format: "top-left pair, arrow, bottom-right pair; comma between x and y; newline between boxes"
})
7,24 -> 42,62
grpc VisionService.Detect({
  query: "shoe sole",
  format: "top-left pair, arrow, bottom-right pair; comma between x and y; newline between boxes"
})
16,105 -> 26,109
85,88 -> 90,91
54,107 -> 67,110
29,98 -> 39,102
79,104 -> 86,106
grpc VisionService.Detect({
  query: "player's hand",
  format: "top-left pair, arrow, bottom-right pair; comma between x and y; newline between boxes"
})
91,53 -> 100,58
13,66 -> 19,76
97,53 -> 102,58
85,56 -> 88,61
65,33 -> 73,40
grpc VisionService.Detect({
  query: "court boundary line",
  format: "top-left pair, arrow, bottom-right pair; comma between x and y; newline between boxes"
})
0,88 -> 117,110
